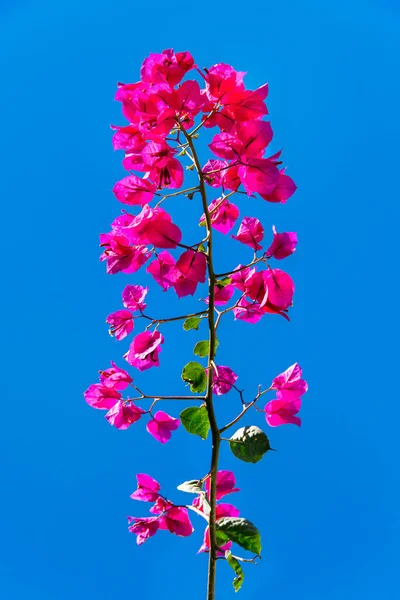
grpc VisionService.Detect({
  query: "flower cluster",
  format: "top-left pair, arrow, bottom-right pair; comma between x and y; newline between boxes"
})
128,474 -> 193,545
85,48 -> 308,595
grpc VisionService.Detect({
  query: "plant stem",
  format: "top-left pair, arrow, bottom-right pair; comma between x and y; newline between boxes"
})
180,123 -> 220,600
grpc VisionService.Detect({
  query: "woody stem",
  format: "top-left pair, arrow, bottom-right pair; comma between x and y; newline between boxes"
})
180,123 -> 220,600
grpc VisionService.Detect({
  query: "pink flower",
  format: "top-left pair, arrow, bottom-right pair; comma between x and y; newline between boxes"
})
222,84 -> 269,122
230,265 -> 256,291
130,474 -> 161,502
159,506 -> 194,537
99,362 -> 133,391
271,363 -> 308,399
206,284 -> 235,306
171,80 -> 204,122
205,63 -> 245,102
238,157 -> 279,196
122,284 -> 148,311
175,250 -> 207,283
106,310 -> 134,340
260,169 -> 297,203
125,331 -> 164,371
244,269 -> 294,311
128,516 -> 159,545
209,121 -> 273,161
233,297 -> 264,324
140,49 -> 194,86
84,383 -> 121,410
199,198 -> 239,234
232,216 -> 264,250
235,120 -> 273,157
105,400 -> 145,429
168,269 -> 199,298
243,271 -> 269,307
99,232 -> 151,275
265,225 -> 298,259
205,470 -> 240,501
265,396 -> 302,427
111,124 -> 145,152
263,268 -> 294,310
123,205 -> 182,249
209,132 -> 243,161
112,175 -> 156,206
146,251 -> 176,291
202,159 -> 229,188
146,410 -> 180,444
141,141 -> 175,169
212,366 -> 238,395
150,157 -> 184,190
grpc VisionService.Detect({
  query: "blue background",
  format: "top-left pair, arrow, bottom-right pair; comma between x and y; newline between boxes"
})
1,0 -> 399,598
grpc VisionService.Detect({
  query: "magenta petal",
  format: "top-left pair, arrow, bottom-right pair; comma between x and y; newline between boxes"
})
105,400 -> 145,429
130,473 -> 161,502
146,411 -> 180,444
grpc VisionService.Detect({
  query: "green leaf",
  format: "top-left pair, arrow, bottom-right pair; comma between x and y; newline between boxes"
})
183,317 -> 202,331
225,551 -> 244,592
177,480 -> 203,494
197,242 -> 206,253
181,361 -> 207,392
193,338 -> 219,358
216,517 -> 262,556
193,340 -> 209,358
216,277 -> 232,289
229,426 -> 272,463
180,406 -> 210,439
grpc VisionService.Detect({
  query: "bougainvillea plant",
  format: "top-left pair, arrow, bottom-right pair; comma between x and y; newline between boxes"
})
84,48 -> 308,598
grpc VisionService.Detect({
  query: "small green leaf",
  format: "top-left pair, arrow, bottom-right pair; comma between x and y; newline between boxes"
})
229,426 -> 272,463
225,551 -> 244,592
197,242 -> 206,253
181,361 -> 207,392
216,517 -> 262,556
216,277 -> 232,289
194,340 -> 209,358
183,317 -> 202,331
177,480 -> 203,494
193,338 -> 219,358
180,406 -> 210,439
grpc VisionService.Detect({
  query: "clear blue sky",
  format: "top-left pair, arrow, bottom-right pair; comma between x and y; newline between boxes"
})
1,1 -> 399,598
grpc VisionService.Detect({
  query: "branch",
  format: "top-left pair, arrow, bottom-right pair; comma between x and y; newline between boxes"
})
219,386 -> 271,434
179,121 -> 221,600
215,255 -> 268,279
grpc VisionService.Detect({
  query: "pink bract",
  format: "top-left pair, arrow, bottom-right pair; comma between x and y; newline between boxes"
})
105,400 -> 145,430
175,250 -> 207,283
106,310 -> 134,340
128,516 -> 159,545
212,366 -> 238,395
265,225 -> 298,259
232,216 -> 264,250
84,383 -> 121,410
121,284 -> 148,311
271,363 -> 308,399
199,198 -> 239,234
125,331 -> 164,371
99,362 -> 133,391
265,395 -> 302,427
159,506 -> 194,537
113,175 -> 156,206
146,410 -> 180,444
205,470 -> 240,500
99,232 -> 151,275
130,474 -> 161,502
